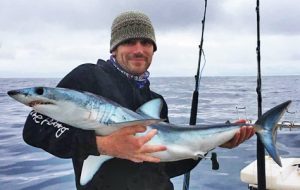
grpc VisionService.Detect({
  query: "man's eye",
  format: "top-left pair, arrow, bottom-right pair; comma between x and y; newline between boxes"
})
122,39 -> 152,46
141,39 -> 152,46
123,39 -> 136,45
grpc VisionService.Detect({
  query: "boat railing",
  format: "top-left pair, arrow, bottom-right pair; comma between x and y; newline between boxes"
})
277,109 -> 300,131
235,106 -> 300,131
277,121 -> 300,131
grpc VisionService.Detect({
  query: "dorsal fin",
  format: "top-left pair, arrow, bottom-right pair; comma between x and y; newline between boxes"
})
136,98 -> 163,119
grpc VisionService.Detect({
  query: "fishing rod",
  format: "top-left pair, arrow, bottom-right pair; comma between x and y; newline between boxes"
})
256,0 -> 266,189
182,0 -> 207,190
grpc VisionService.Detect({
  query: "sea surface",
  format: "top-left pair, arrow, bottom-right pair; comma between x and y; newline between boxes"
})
0,76 -> 300,190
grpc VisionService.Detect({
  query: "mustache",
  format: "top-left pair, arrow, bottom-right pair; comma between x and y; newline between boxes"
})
128,53 -> 146,59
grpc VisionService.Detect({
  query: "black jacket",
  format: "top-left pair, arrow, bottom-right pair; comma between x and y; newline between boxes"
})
23,59 -> 199,190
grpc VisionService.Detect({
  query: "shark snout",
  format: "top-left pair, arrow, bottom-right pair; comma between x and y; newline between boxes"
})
7,90 -> 20,97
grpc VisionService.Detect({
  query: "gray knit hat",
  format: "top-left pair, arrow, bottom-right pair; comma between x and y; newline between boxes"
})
110,11 -> 157,52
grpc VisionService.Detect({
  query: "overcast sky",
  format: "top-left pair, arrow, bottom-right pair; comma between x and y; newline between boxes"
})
0,0 -> 299,78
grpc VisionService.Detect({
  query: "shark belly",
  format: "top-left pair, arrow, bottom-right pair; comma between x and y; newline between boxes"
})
146,126 -> 239,161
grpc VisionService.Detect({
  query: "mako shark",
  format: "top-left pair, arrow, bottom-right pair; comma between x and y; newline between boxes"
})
7,87 -> 291,185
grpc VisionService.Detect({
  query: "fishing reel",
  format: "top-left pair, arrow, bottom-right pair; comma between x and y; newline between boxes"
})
203,152 -> 219,170
210,152 -> 219,170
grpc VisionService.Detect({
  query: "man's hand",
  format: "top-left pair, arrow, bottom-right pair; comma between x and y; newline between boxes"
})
220,119 -> 255,149
96,125 -> 167,163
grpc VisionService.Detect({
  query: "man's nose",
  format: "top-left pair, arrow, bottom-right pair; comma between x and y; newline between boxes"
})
132,41 -> 144,53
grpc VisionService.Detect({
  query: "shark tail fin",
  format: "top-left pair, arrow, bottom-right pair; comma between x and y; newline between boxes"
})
255,100 -> 292,167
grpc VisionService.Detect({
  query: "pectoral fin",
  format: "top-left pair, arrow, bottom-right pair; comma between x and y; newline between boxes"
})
80,155 -> 112,185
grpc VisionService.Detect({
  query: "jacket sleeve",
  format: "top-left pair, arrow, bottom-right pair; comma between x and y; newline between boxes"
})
23,64 -> 100,159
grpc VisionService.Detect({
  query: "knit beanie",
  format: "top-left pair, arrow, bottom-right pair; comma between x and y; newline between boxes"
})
110,11 -> 157,52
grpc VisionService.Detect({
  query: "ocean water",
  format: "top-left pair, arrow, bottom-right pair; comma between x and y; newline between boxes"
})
0,76 -> 299,190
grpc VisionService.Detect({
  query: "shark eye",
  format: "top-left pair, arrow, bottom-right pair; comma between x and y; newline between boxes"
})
35,87 -> 44,95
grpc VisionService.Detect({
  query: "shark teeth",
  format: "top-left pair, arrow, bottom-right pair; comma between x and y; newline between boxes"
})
29,101 -> 53,107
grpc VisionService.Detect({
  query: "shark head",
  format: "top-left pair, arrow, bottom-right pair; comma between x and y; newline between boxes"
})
8,87 -> 56,107
7,87 -> 92,122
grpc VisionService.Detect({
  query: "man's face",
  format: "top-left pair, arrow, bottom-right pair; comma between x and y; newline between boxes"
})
113,38 -> 154,75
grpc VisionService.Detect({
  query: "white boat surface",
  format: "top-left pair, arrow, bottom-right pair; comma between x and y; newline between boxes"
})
240,156 -> 300,190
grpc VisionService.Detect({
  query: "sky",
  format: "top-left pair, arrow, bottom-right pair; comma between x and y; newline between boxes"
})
0,0 -> 299,78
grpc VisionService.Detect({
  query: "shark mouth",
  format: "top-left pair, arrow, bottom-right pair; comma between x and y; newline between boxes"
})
29,101 -> 53,107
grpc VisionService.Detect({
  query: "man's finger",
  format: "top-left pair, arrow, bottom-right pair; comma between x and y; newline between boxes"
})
235,119 -> 247,124
245,126 -> 255,139
231,131 -> 241,147
139,144 -> 167,154
121,125 -> 147,135
238,126 -> 247,144
139,129 -> 157,144
129,157 -> 144,163
135,154 -> 161,163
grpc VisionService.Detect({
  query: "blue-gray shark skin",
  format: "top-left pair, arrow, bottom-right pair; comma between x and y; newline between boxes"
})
7,87 -> 291,186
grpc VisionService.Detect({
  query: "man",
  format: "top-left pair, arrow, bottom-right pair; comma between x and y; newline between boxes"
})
23,11 -> 255,190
